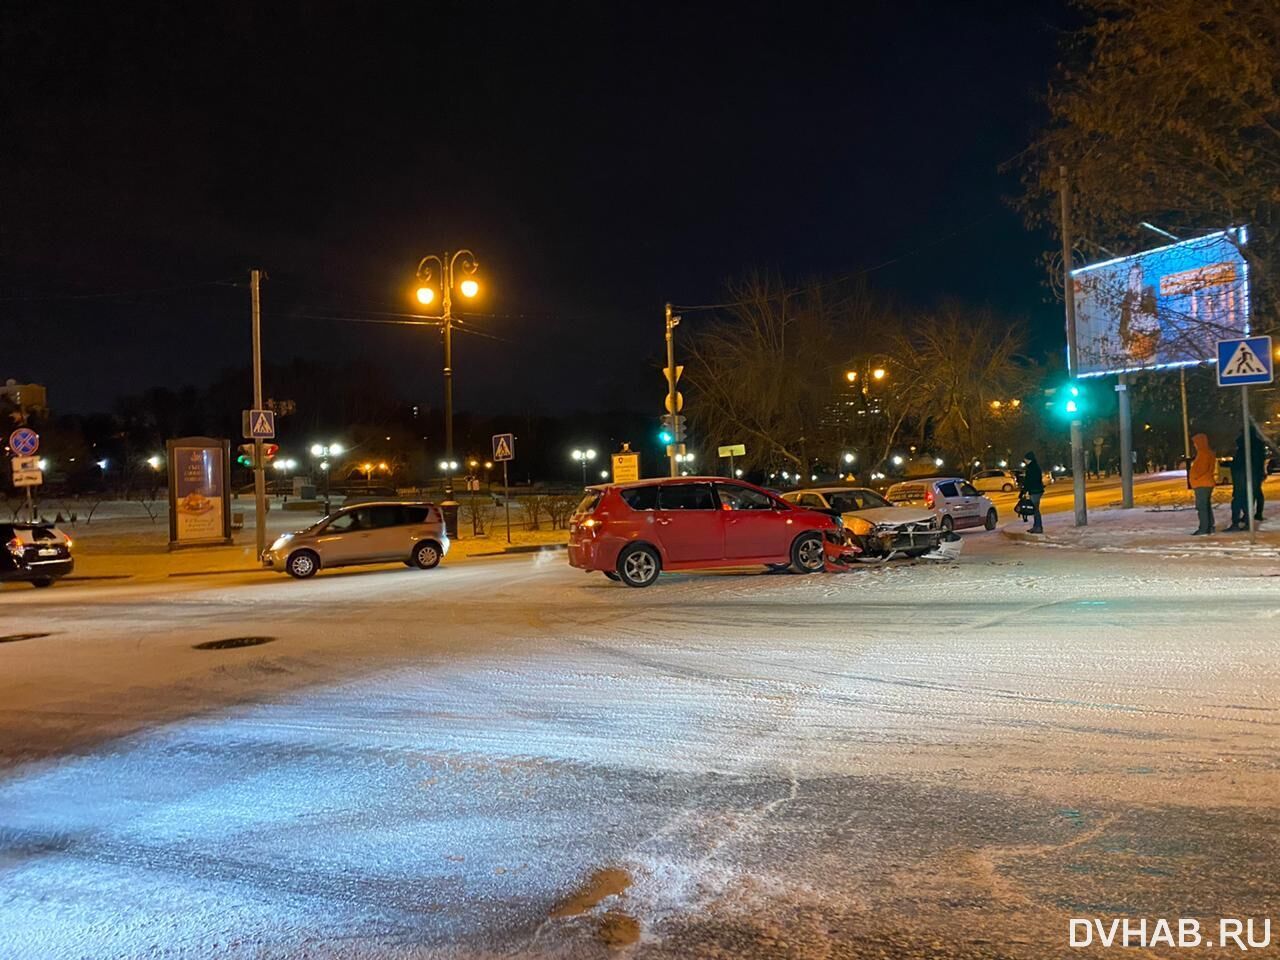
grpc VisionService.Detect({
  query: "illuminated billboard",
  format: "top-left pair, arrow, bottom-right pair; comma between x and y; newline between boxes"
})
1070,228 -> 1249,378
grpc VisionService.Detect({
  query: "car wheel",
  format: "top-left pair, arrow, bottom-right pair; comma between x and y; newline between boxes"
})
1001,483 -> 1014,492
412,541 -> 442,569
603,571 -> 621,582
984,508 -> 998,531
790,532 -> 825,574
617,544 -> 661,587
940,515 -> 954,533
31,578 -> 53,588
286,550 -> 319,579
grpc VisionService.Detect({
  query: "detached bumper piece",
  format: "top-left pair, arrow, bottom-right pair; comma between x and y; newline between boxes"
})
823,529 -> 862,571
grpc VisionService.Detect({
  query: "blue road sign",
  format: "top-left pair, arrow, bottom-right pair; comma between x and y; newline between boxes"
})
1216,336 -> 1273,386
243,409 -> 276,439
9,427 -> 39,456
492,433 -> 515,462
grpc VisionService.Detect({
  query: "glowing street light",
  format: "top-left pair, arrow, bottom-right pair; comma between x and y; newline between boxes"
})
845,370 -> 858,383
413,249 -> 482,521
571,447 -> 598,484
146,455 -> 162,470
843,452 -> 855,464
891,454 -> 904,466
872,367 -> 887,381
310,442 -> 344,511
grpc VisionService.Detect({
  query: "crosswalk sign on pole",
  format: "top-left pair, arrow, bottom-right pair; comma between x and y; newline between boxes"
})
492,432 -> 515,462
1216,336 -> 1273,386
242,408 -> 276,439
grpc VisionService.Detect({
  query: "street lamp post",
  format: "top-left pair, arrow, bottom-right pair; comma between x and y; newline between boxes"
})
571,448 -> 597,485
415,250 -> 481,539
309,442 -> 343,514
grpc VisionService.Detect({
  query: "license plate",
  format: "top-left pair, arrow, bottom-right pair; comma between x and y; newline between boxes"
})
38,548 -> 57,557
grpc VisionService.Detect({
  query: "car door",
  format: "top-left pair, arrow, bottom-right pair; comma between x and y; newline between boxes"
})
934,481 -> 962,525
366,505 -> 410,560
957,481 -> 986,525
653,482 -> 724,562
315,508 -> 374,564
716,483 -> 794,560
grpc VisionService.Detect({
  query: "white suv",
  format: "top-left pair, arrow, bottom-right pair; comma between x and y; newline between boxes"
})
884,477 -> 998,533
970,468 -> 1019,493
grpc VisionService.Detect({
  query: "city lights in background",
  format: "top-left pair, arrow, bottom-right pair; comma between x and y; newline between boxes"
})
146,455 -> 162,470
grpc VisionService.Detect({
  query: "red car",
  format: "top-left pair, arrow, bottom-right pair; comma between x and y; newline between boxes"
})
568,476 -> 854,587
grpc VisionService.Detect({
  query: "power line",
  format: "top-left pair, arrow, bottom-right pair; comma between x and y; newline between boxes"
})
0,279 -> 239,302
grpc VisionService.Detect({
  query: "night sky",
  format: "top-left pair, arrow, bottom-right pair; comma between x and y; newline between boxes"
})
2,0 -> 1067,416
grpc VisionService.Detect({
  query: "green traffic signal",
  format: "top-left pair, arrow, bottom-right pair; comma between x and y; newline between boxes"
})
658,429 -> 674,445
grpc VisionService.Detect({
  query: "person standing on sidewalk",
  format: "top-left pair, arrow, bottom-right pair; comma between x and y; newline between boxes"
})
1189,432 -> 1217,536
1227,431 -> 1248,532
1249,426 -> 1267,523
1021,450 -> 1045,534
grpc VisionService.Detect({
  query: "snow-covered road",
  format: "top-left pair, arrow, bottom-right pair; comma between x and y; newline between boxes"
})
2,536 -> 1278,958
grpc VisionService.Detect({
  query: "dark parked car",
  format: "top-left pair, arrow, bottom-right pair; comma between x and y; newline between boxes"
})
1,522 -> 74,588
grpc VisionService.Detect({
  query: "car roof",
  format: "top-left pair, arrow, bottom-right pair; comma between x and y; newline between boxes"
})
334,500 -> 435,509
587,475 -> 757,491
888,476 -> 964,485
785,486 -> 878,496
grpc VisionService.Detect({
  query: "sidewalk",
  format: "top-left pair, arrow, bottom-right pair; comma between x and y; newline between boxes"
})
54,503 -> 567,582
1002,479 -> 1280,560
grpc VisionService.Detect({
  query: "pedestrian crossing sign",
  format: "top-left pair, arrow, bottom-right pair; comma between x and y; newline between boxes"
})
492,432 -> 515,462
242,408 -> 276,439
1216,336 -> 1273,386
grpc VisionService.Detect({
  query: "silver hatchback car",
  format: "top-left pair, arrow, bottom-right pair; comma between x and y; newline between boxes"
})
263,501 -> 450,578
884,477 -> 998,532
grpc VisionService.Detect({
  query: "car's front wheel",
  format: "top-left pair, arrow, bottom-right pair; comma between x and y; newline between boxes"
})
790,532 -> 826,574
412,540 -> 442,569
617,544 -> 661,587
940,515 -> 954,533
286,550 -> 319,579
984,508 -> 998,531
1001,483 -> 1014,492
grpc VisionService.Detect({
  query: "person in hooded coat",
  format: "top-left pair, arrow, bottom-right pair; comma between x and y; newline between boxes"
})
1188,432 -> 1217,536
1020,450 -> 1045,534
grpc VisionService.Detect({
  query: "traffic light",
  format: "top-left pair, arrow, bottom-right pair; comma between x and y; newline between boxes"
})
672,414 -> 686,442
658,415 -> 675,445
237,443 -> 280,468
1045,381 -> 1086,419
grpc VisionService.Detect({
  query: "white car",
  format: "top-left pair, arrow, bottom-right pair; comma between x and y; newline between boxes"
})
884,477 -> 998,533
781,486 -> 942,558
970,468 -> 1019,493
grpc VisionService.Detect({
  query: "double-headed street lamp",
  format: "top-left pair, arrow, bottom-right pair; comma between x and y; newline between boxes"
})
310,442 -> 344,512
571,448 -> 597,485
414,251 -> 481,524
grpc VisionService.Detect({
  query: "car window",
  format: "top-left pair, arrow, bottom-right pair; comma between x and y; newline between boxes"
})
959,482 -> 980,497
619,486 -> 658,510
402,506 -> 432,523
658,483 -> 716,510
325,512 -> 359,532
369,505 -> 404,528
825,493 -> 859,512
937,481 -> 959,499
716,483 -> 775,510
859,489 -> 891,508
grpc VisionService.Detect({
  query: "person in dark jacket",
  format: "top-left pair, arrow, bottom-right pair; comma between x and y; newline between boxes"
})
1020,451 -> 1045,533
1227,431 -> 1248,531
1250,427 -> 1267,522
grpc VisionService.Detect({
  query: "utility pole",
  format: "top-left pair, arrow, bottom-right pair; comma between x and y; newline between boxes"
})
1179,367 -> 1191,461
1059,165 -> 1088,526
665,303 -> 680,478
1117,372 -> 1134,507
1242,385 -> 1257,544
250,269 -> 267,560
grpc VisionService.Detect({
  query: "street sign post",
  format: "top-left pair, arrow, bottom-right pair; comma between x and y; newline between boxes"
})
492,433 -> 515,542
11,455 -> 42,489
242,408 -> 276,439
717,442 -> 746,478
1217,336 -> 1273,544
9,427 -> 39,457
612,443 -> 640,483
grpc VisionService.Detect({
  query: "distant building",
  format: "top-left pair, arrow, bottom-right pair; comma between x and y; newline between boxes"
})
1,380 -> 48,424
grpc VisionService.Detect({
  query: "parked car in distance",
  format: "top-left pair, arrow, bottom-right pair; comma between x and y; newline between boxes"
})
568,477 -> 852,587
970,468 -> 1020,493
884,477 -> 998,532
780,486 -> 941,558
263,501 -> 449,578
1,522 -> 74,588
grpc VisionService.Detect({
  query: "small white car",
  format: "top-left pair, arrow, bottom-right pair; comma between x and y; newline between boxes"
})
884,477 -> 998,533
781,486 -> 942,558
969,468 -> 1020,493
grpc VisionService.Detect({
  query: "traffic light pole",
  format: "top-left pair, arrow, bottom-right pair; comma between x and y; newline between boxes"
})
250,269 -> 267,560
665,303 -> 678,478
1117,372 -> 1134,508
1059,166 -> 1087,527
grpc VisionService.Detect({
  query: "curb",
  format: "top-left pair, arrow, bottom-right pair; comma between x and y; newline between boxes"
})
1001,529 -> 1052,544
469,543 -> 568,557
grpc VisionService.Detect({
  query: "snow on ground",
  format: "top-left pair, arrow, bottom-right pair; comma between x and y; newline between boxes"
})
1,532 -> 1279,957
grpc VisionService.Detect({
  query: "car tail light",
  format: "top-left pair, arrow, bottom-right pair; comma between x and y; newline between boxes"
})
6,537 -> 23,558
925,489 -> 935,508
580,516 -> 605,530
